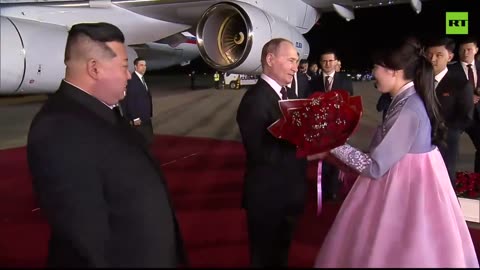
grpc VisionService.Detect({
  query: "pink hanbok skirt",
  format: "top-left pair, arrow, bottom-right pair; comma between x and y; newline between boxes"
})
314,148 -> 479,268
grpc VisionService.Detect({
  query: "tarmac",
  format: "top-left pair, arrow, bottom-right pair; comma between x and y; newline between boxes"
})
0,74 -> 475,173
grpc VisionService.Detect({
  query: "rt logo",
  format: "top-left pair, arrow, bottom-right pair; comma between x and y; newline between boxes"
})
446,12 -> 468,35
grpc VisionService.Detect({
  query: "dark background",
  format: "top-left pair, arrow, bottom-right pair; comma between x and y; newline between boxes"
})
160,0 -> 479,75
305,0 -> 479,72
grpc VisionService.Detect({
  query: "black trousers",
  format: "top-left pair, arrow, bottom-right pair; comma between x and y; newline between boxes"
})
438,128 -> 462,187
465,120 -> 480,173
321,161 -> 340,198
135,120 -> 154,146
246,209 -> 299,267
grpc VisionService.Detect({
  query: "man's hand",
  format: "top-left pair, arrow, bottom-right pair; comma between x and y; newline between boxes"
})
133,118 -> 142,126
474,95 -> 480,104
307,152 -> 329,161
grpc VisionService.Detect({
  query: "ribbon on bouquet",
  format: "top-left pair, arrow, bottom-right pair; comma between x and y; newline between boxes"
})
316,160 -> 323,216
316,158 -> 359,216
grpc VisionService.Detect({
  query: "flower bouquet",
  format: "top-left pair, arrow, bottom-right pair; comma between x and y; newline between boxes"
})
268,89 -> 363,214
455,171 -> 480,199
267,89 -> 363,158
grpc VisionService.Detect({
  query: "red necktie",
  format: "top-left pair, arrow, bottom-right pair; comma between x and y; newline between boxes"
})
467,64 -> 476,90
324,76 -> 331,92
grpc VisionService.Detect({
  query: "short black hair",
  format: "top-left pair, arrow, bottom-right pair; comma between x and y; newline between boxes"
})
134,57 -> 146,66
64,22 -> 125,62
299,59 -> 309,65
458,35 -> 478,47
319,48 -> 338,60
425,37 -> 456,53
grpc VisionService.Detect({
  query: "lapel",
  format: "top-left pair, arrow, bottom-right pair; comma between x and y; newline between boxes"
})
435,72 -> 452,98
321,72 -> 328,91
332,72 -> 341,90
476,61 -> 480,89
257,78 -> 282,117
133,72 -> 150,94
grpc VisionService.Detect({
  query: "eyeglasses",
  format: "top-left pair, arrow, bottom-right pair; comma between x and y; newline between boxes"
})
321,60 -> 336,64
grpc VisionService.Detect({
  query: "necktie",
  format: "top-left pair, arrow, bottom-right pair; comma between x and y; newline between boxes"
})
324,76 -> 331,92
467,64 -> 476,90
280,87 -> 288,100
434,79 -> 438,90
141,76 -> 148,90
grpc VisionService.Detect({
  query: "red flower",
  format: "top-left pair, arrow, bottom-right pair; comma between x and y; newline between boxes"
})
455,172 -> 480,199
268,90 -> 363,157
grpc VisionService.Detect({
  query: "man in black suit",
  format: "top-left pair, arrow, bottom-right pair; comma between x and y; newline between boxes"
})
236,38 -> 308,267
376,92 -> 392,120
309,49 -> 354,201
308,62 -> 319,79
449,36 -> 480,173
288,59 -> 312,99
426,37 -> 474,185
27,22 -> 185,267
309,50 -> 354,96
120,57 -> 154,146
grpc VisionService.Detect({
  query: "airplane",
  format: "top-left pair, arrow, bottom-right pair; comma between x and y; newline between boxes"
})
132,31 -> 200,70
0,0 -> 425,95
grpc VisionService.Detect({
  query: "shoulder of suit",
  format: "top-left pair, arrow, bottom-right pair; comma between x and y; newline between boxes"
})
446,68 -> 468,83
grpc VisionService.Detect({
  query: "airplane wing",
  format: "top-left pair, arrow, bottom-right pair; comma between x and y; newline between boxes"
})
301,0 -> 424,21
0,0 -> 426,95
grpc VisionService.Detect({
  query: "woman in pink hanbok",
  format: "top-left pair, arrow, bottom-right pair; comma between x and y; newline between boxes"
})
311,38 -> 479,268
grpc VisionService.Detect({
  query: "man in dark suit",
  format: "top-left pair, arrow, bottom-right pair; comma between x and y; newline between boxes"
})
309,50 -> 354,96
120,57 -> 154,146
27,22 -> 185,267
426,37 -> 474,185
307,62 -> 319,79
376,92 -> 392,120
236,38 -> 308,267
287,59 -> 312,99
449,36 -> 480,173
309,49 -> 354,201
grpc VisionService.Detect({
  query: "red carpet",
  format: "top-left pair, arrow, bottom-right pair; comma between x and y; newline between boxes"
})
0,135 -> 479,267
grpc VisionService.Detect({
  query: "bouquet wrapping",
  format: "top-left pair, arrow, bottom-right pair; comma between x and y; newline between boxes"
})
268,90 -> 363,157
268,89 -> 363,215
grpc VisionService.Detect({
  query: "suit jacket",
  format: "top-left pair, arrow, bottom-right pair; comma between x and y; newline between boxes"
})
376,93 -> 392,120
449,61 -> 480,120
121,72 -> 153,123
236,78 -> 308,215
291,72 -> 312,98
309,71 -> 354,97
435,69 -> 474,131
27,81 -> 185,267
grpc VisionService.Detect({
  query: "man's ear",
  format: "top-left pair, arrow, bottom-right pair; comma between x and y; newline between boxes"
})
266,53 -> 274,67
86,58 -> 100,79
448,52 -> 454,62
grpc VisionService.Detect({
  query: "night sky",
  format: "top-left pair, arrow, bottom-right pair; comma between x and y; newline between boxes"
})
166,0 -> 479,74
305,0 -> 480,71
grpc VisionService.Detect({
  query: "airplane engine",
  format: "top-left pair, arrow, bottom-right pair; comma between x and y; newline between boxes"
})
0,16 -> 138,95
196,1 -> 310,74
0,16 -> 69,95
